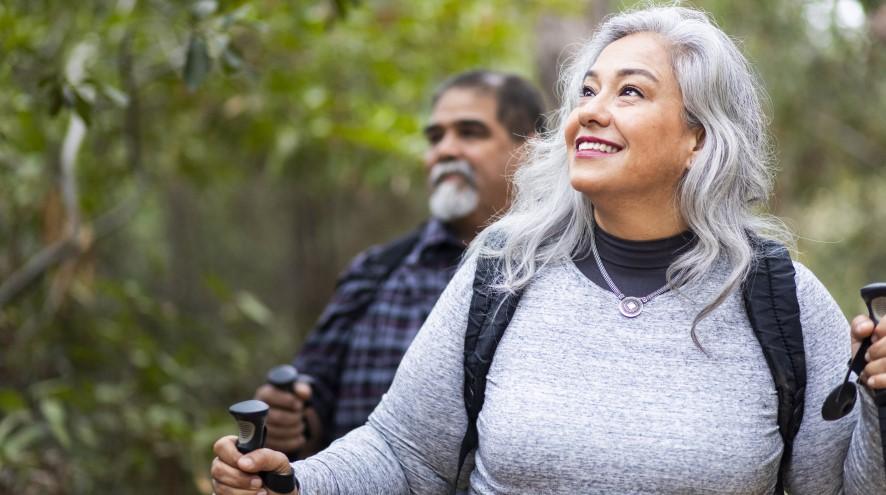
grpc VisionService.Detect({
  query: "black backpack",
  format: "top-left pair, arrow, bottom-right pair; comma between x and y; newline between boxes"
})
456,240 -> 805,495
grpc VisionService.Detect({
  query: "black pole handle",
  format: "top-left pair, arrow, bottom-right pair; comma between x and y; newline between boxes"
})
822,283 -> 886,420
861,283 -> 886,408
229,399 -> 269,453
228,399 -> 297,493
266,364 -> 312,460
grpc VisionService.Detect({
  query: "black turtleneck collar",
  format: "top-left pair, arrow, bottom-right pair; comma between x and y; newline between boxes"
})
574,226 -> 697,298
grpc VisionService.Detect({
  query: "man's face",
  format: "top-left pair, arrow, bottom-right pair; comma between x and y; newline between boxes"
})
423,88 -> 524,236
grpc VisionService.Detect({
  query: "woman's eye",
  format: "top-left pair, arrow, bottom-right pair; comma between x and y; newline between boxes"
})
581,85 -> 596,97
620,85 -> 643,98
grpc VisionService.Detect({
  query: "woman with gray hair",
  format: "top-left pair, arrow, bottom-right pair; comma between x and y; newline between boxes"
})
211,5 -> 886,494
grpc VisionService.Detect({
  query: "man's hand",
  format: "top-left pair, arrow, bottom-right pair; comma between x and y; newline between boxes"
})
851,315 -> 886,389
211,435 -> 297,495
254,381 -> 313,453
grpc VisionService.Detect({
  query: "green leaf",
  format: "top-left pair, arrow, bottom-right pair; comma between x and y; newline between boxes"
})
221,3 -> 257,29
1,424 -> 44,463
221,45 -> 244,74
0,410 -> 30,444
235,291 -> 272,326
183,33 -> 211,92
74,417 -> 99,448
46,80 -> 65,116
99,84 -> 129,107
73,90 -> 92,126
61,84 -> 76,107
190,0 -> 218,20
0,388 -> 27,413
40,398 -> 71,449
332,0 -> 352,19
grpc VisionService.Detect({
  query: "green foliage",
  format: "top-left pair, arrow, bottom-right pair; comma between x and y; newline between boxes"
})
0,0 -> 883,493
0,0 -> 564,493
701,0 -> 886,311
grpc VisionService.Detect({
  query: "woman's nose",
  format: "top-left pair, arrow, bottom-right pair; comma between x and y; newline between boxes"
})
577,96 -> 611,128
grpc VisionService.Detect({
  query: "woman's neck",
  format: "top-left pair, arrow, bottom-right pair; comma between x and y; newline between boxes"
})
592,203 -> 687,241
574,221 -> 696,298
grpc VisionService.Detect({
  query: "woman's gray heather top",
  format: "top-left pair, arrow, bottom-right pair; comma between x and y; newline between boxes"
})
292,256 -> 886,494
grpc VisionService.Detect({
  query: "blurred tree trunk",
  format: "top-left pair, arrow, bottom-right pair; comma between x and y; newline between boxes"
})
165,181 -> 207,312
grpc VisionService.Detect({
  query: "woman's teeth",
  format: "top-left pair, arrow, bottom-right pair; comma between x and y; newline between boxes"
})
577,141 -> 619,153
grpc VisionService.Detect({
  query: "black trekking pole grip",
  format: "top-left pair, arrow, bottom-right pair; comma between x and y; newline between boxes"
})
266,364 -> 312,460
228,400 -> 297,493
860,283 -> 886,478
862,283 -> 886,405
822,283 -> 886,420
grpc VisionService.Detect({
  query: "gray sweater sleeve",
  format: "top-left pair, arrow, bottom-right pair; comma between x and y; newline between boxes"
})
786,263 -> 886,493
291,256 -> 477,494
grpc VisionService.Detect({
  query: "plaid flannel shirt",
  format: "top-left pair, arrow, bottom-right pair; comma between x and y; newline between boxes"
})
293,219 -> 464,445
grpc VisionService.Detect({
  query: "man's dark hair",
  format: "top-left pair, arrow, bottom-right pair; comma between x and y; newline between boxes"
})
431,70 -> 546,142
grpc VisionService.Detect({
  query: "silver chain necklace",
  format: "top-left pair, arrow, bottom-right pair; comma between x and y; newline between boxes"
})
590,221 -> 671,318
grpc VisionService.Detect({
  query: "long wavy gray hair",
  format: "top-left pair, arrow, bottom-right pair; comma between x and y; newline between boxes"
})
468,5 -> 791,339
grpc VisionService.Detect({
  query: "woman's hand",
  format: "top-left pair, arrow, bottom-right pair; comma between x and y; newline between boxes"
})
210,435 -> 297,495
850,315 -> 886,390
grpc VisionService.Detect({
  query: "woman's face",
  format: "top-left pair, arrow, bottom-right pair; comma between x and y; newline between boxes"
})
564,32 -> 701,210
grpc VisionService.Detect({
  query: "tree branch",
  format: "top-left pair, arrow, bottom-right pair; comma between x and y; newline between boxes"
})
0,237 -> 81,308
60,113 -> 86,237
0,31 -> 149,311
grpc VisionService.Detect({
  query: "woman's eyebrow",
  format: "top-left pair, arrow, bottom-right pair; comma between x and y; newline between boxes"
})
585,68 -> 660,83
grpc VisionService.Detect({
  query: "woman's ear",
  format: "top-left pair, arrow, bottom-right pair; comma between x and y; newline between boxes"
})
686,126 -> 706,169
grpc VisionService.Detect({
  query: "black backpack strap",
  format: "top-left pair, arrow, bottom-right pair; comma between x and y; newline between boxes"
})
454,255 -> 523,492
331,224 -> 423,316
742,239 -> 806,495
341,225 -> 423,288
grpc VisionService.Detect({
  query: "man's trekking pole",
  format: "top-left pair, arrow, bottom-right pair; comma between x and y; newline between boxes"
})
266,364 -> 312,460
228,399 -> 297,493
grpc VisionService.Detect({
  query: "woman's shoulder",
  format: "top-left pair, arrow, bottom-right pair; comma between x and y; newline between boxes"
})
791,260 -> 834,303
790,260 -> 849,346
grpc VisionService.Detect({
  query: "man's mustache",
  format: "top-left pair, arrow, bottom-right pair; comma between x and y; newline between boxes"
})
429,160 -> 477,188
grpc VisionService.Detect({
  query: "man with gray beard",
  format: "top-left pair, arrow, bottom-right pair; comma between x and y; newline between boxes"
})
254,70 -> 545,457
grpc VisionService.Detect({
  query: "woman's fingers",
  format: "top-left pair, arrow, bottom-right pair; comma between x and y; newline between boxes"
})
236,448 -> 294,476
211,436 -> 262,492
211,456 -> 264,493
859,318 -> 886,388
850,315 -> 875,354
211,437 -> 295,494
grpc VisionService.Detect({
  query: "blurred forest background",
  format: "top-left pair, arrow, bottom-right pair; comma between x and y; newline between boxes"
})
0,0 -> 884,493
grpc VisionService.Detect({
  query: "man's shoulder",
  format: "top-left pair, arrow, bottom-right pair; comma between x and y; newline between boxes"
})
339,223 -> 427,283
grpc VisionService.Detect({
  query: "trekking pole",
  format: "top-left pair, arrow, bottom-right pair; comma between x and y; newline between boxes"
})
861,284 -> 886,471
229,399 -> 269,454
822,283 -> 886,479
861,283 -> 886,405
228,400 -> 298,493
823,283 -> 886,420
267,364 -> 312,460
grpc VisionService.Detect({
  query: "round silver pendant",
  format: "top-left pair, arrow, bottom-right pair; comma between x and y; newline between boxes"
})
619,296 -> 643,318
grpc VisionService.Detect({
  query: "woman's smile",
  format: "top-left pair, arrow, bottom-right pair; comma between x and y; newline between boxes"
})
575,135 -> 623,158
